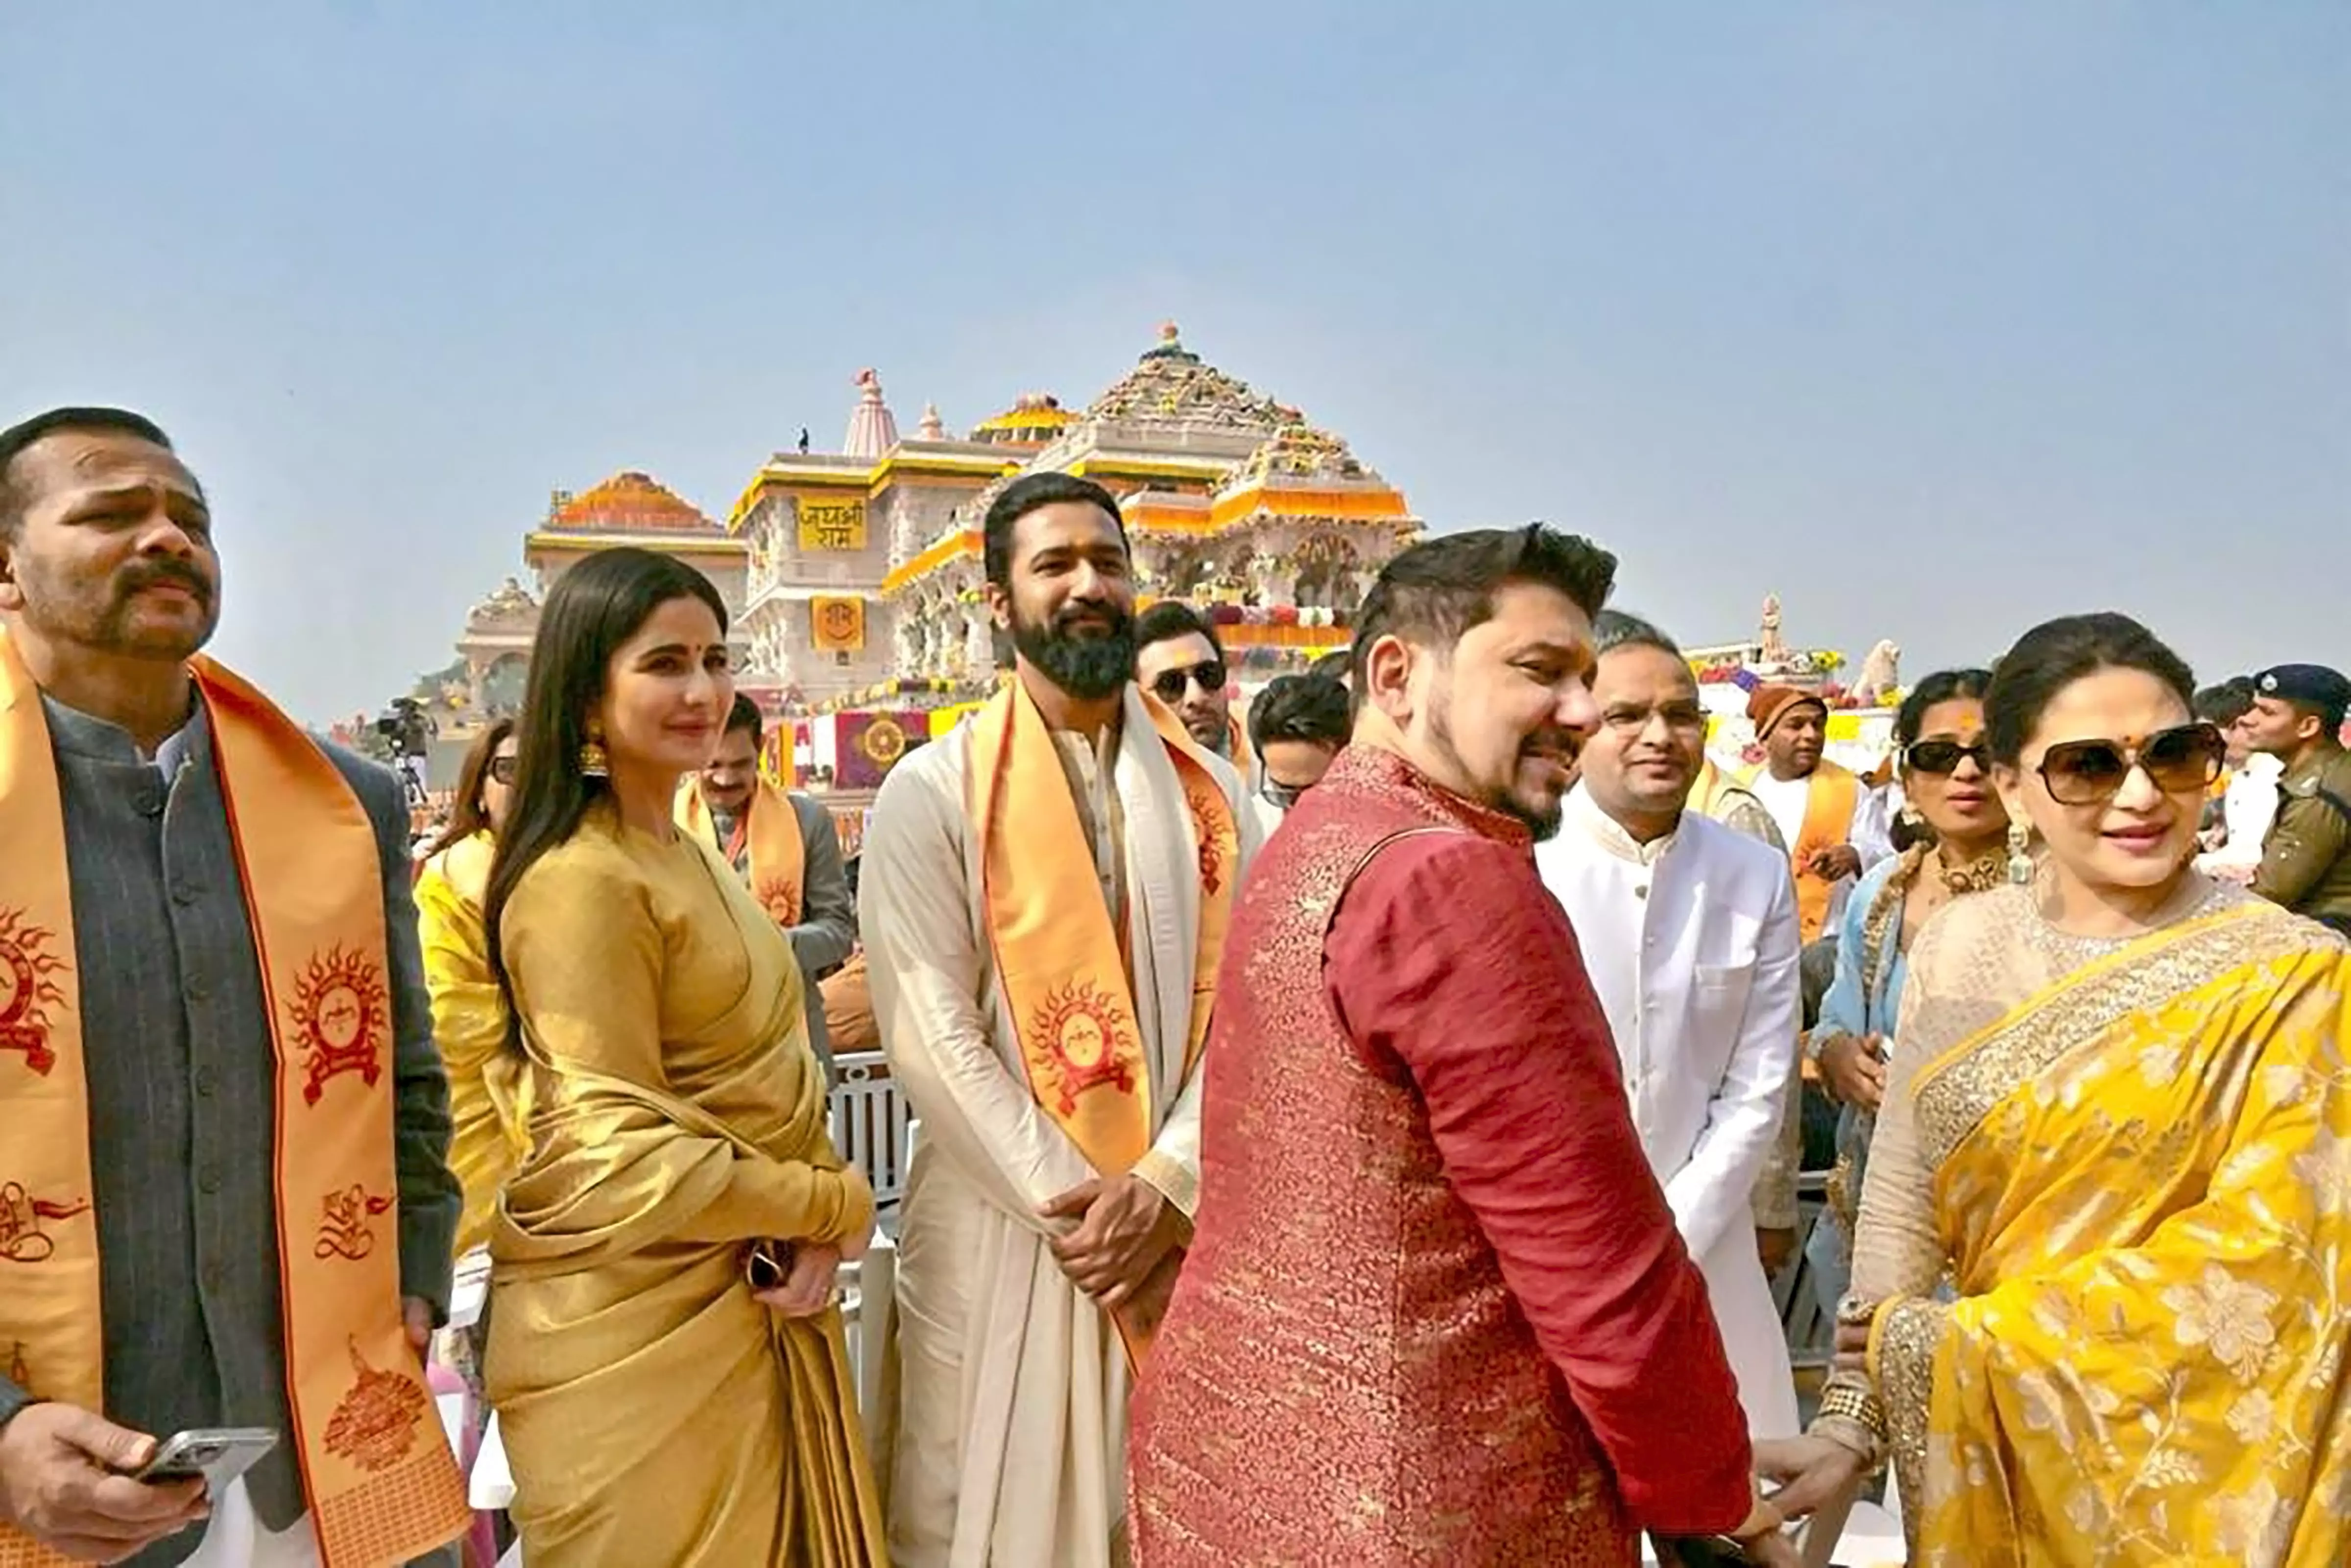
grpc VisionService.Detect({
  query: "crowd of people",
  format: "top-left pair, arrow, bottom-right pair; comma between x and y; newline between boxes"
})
2,401 -> 2350,1568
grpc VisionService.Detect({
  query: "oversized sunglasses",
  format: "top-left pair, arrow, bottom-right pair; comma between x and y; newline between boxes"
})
2036,722 -> 2225,807
1903,738 -> 1991,776
486,756 -> 518,784
1150,660 -> 1226,704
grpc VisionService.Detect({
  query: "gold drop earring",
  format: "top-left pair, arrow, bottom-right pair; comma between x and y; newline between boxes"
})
578,722 -> 611,779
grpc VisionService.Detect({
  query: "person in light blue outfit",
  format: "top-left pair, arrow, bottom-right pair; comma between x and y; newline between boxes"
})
1801,670 -> 2010,1307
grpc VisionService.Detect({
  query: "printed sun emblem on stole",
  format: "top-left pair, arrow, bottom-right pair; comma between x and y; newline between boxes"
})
323,1338 -> 425,1473
757,877 -> 803,926
286,946 -> 390,1106
1031,981 -> 1138,1116
0,1181 -> 92,1264
0,906 -> 70,1077
1183,783 -> 1225,896
313,1185 -> 395,1261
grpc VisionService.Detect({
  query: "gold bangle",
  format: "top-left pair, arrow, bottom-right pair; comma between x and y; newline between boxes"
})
1816,1380 -> 1886,1441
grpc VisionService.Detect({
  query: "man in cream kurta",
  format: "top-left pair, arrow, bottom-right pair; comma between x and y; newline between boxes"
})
860,472 -> 1258,1568
1537,616 -> 1803,1441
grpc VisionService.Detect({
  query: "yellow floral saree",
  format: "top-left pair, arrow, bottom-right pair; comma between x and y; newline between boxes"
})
485,808 -> 886,1566
1840,878 -> 2351,1566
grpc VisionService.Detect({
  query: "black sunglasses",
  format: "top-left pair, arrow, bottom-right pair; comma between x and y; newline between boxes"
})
1903,738 -> 1991,776
2036,722 -> 2225,807
1150,660 -> 1226,704
486,756 -> 518,785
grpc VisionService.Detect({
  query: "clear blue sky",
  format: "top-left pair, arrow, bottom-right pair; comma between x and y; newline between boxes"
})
5,2 -> 2345,722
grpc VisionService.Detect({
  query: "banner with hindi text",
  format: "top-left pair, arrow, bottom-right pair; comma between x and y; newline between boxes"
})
797,498 -> 868,551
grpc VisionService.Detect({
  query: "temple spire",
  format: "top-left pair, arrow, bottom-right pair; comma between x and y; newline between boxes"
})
843,368 -> 899,458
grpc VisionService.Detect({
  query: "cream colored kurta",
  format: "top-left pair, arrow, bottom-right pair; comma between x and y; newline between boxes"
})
860,683 -> 1259,1568
1537,787 -> 1805,1439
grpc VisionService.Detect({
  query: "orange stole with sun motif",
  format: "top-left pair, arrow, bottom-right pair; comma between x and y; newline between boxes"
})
0,630 -> 468,1568
968,681 -> 1236,1364
676,777 -> 807,926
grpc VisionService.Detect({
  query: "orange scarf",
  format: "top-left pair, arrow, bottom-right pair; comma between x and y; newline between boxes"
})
968,683 -> 1236,1363
0,629 -> 468,1568
676,777 -> 807,925
1746,760 -> 1862,943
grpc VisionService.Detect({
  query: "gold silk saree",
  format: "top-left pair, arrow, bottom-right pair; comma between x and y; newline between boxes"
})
486,808 -> 885,1566
1843,878 -> 2351,1566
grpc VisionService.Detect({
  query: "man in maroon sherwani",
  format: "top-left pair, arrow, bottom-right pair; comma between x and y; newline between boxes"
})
1128,525 -> 1798,1567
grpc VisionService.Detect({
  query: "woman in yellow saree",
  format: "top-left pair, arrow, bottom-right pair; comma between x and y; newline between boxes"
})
414,715 -> 529,1258
480,548 -> 887,1566
1773,613 -> 2351,1566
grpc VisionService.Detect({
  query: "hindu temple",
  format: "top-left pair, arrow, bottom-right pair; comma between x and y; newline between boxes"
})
399,325 -> 1424,835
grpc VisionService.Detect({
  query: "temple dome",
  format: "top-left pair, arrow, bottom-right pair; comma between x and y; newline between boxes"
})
970,391 -> 1074,446
1082,322 -> 1298,436
546,470 -> 717,534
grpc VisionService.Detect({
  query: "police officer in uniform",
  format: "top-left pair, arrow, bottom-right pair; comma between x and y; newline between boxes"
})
2243,662 -> 2351,935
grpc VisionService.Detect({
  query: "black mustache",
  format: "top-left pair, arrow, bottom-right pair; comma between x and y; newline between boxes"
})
119,561 -> 213,604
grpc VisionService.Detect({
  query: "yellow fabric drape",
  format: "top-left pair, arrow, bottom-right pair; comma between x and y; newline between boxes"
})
413,831 -> 531,1259
486,809 -> 883,1567
1877,903 -> 2351,1565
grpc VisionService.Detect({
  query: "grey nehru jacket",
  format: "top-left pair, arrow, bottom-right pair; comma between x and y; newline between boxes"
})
712,791 -> 858,1074
0,698 -> 460,1568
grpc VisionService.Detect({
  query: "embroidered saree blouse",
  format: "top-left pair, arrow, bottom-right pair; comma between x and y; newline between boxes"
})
1828,876 -> 2351,1565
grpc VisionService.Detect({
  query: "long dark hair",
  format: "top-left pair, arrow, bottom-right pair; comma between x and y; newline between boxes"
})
423,716 -> 516,859
482,548 -> 729,1042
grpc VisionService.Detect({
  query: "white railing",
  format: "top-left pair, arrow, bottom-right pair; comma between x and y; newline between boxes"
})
829,1051 -> 913,1210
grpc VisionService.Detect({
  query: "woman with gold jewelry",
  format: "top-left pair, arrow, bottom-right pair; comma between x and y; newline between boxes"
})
1770,613 -> 2351,1563
480,547 -> 885,1565
1801,668 -> 2008,1311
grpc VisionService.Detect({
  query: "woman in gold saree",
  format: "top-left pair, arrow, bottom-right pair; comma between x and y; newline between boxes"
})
481,548 -> 886,1566
1773,613 -> 2351,1566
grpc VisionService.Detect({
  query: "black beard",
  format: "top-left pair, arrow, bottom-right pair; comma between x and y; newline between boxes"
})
1011,606 -> 1135,702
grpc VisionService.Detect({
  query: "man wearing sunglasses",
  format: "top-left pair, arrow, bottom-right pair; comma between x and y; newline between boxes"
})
1242,671 -> 1350,838
1134,601 -> 1246,770
2242,663 -> 2351,936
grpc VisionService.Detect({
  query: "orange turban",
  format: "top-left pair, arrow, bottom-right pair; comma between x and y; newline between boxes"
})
1747,684 -> 1825,739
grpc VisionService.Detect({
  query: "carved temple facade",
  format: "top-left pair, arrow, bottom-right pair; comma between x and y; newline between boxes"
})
412,325 -> 1422,794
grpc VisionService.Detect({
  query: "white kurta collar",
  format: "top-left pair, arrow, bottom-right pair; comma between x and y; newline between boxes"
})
1566,783 -> 1680,868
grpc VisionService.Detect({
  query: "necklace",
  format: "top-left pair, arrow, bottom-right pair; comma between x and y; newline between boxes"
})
1936,847 -> 2007,896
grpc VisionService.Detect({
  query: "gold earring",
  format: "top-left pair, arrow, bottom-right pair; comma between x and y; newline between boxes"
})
578,724 -> 610,779
2006,819 -> 2034,885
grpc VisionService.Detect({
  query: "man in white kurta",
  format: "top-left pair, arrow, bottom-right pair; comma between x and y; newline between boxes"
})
860,473 -> 1257,1568
1537,616 -> 1803,1439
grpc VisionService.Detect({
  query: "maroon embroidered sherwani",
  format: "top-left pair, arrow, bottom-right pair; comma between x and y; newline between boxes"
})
1128,746 -> 1755,1566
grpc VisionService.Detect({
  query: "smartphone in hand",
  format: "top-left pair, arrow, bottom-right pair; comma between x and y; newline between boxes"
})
133,1427 -> 279,1491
